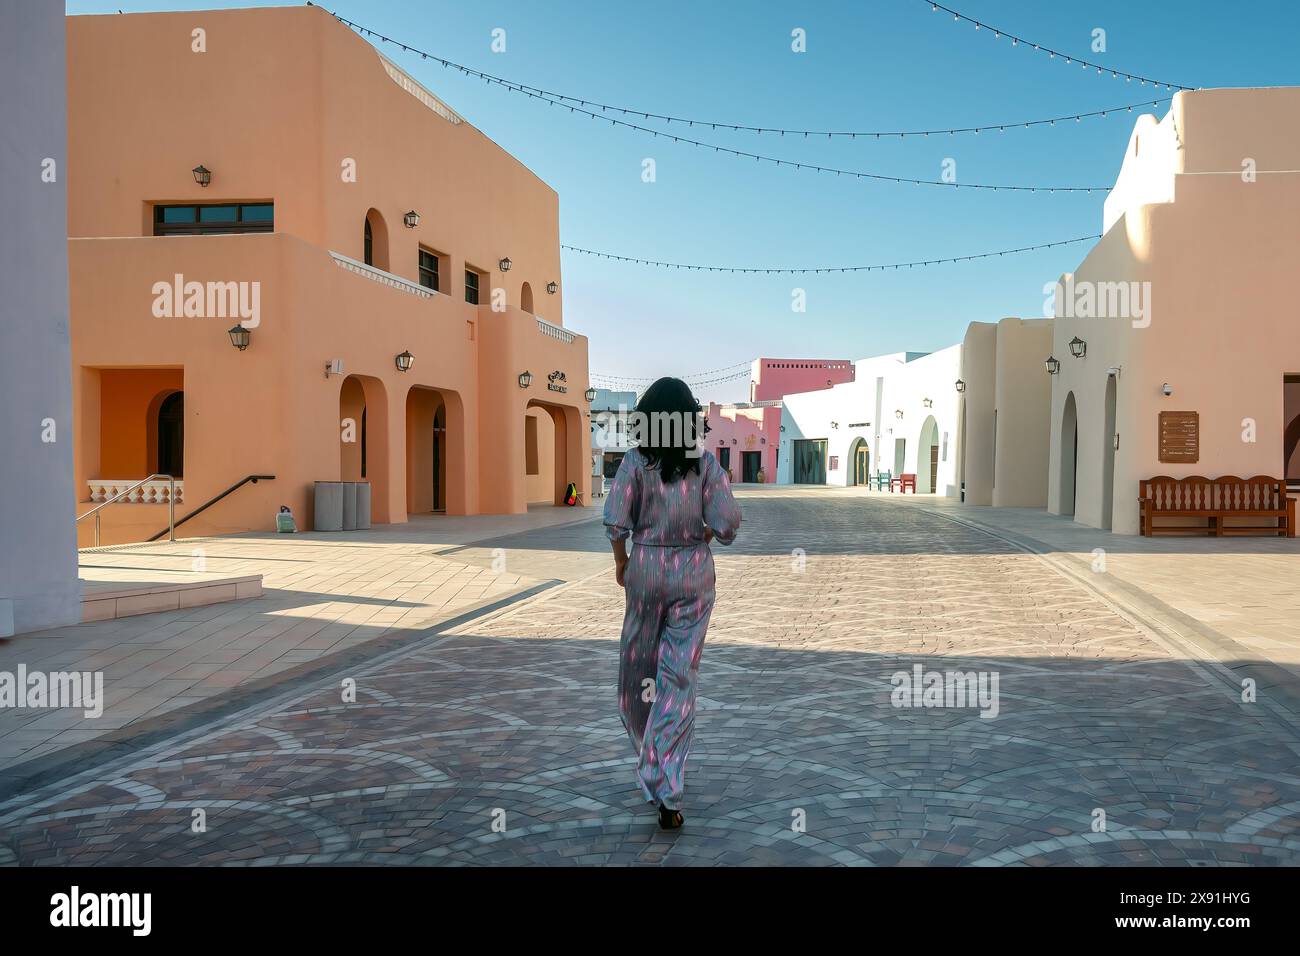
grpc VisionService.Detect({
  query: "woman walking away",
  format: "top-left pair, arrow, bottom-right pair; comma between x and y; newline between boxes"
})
603,377 -> 743,830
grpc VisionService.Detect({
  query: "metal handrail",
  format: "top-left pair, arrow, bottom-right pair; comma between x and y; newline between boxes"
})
77,474 -> 177,546
146,474 -> 274,542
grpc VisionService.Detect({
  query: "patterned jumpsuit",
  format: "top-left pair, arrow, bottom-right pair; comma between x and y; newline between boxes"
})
603,447 -> 743,811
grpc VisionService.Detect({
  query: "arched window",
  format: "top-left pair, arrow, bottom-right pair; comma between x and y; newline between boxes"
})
363,209 -> 389,271
521,282 -> 534,314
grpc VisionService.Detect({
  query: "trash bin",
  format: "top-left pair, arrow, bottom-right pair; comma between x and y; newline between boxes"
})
354,481 -> 372,530
314,481 -> 344,532
342,481 -> 357,531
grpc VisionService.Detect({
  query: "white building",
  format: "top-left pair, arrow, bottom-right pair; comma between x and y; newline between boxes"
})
589,388 -> 638,496
778,347 -> 963,495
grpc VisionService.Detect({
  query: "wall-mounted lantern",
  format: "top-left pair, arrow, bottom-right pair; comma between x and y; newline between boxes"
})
1161,382 -> 1173,397
895,409 -> 904,419
1045,355 -> 1061,375
732,438 -> 738,444
498,257 -> 512,272
1068,336 -> 1087,358
395,350 -> 414,372
518,370 -> 532,388
830,421 -> 839,429
227,324 -> 250,350
546,281 -> 558,295
955,379 -> 966,393
779,425 -> 785,432
584,386 -> 596,402
922,397 -> 934,408
192,165 -> 212,187
403,210 -> 420,228
760,437 -> 766,444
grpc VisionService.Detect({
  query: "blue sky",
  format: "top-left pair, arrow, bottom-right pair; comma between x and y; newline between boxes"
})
65,0 -> 1300,402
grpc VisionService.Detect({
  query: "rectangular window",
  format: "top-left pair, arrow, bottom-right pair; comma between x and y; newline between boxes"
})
153,203 -> 274,236
464,268 -> 481,305
525,416 -> 540,475
418,248 -> 440,292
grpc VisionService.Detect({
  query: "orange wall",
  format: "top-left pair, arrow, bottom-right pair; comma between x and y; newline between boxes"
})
96,368 -> 183,479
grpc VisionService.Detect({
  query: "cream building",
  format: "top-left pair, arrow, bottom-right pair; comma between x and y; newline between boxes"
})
779,347 -> 962,495
1046,88 -> 1300,533
957,318 -> 1054,508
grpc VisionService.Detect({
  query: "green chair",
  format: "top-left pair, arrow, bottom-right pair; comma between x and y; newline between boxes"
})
872,470 -> 892,491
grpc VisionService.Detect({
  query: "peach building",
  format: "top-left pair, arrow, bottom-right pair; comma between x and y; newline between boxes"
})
750,358 -> 854,403
67,6 -> 591,546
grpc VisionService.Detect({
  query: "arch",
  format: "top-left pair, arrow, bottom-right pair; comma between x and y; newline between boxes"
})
520,281 -> 534,315
1060,392 -> 1078,517
1101,376 -> 1118,530
338,373 -> 390,521
917,415 -> 940,494
957,397 -> 967,501
146,387 -> 184,478
363,208 -> 389,271
525,399 -> 581,505
848,437 -> 870,486
406,386 -> 448,515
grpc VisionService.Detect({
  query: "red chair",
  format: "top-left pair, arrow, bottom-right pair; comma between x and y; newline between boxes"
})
898,473 -> 917,494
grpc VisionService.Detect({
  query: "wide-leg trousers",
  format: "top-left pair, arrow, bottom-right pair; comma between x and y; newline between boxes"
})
617,542 -> 716,811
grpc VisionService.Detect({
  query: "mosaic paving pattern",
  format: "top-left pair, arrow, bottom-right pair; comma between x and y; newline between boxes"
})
2,494 -> 1298,866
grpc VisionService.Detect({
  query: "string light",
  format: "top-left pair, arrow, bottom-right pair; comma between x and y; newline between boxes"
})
920,1 -> 1192,91
562,235 -> 1101,275
317,7 -> 1170,151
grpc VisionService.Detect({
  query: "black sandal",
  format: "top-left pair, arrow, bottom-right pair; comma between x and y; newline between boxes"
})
658,805 -> 684,830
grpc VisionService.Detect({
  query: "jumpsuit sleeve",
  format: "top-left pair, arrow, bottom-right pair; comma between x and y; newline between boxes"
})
702,452 -> 743,545
603,452 -> 641,541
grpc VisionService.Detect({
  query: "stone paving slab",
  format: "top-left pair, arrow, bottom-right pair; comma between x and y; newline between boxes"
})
1,491 -> 1296,866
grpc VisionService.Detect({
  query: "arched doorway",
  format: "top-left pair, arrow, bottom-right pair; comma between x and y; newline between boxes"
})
363,209 -> 389,270
406,386 -> 449,514
849,437 -> 870,486
917,415 -> 940,494
154,390 -> 184,477
1060,392 -> 1078,516
524,400 -> 580,506
957,398 -> 967,502
520,282 -> 534,315
338,373 -> 390,520
1101,377 -> 1117,529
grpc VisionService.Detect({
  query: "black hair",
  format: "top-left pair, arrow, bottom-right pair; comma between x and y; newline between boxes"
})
633,377 -> 707,483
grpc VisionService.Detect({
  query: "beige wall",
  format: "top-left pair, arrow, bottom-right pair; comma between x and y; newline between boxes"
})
992,318 -> 1054,508
958,323 -> 997,506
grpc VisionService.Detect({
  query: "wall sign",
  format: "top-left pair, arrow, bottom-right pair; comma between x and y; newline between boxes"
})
1158,411 -> 1199,463
547,370 -> 568,394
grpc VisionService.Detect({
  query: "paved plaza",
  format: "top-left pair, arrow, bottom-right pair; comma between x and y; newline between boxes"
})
1,490 -> 1299,865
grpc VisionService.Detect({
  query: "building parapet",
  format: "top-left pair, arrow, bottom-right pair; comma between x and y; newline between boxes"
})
330,251 -> 438,299
536,316 -> 576,344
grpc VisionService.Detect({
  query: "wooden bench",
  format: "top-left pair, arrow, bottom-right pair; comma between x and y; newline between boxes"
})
1139,475 -> 1296,537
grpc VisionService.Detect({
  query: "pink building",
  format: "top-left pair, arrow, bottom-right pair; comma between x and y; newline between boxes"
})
750,358 -> 854,403
706,402 -> 781,483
